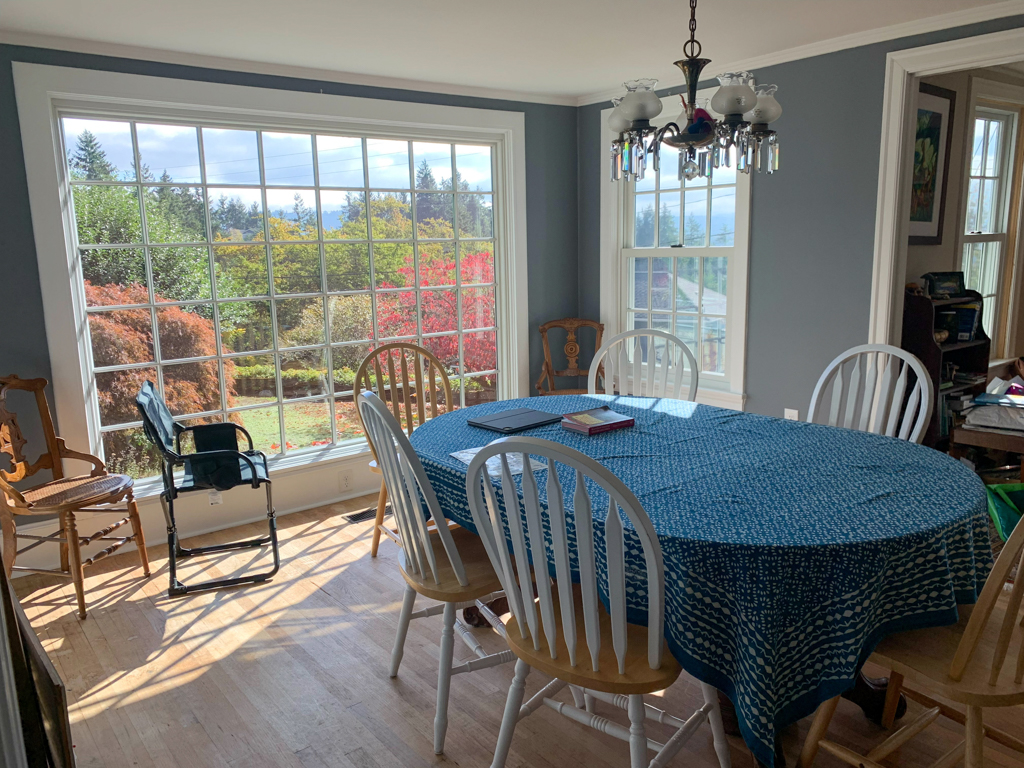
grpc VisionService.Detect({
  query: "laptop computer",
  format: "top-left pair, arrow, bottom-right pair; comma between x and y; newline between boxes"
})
467,408 -> 563,434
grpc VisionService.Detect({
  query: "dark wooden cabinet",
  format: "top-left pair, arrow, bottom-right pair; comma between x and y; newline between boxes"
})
901,290 -> 990,448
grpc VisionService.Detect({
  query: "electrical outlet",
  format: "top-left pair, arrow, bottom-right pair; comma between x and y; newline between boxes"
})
208,490 -> 223,505
339,472 -> 352,493
784,408 -> 799,421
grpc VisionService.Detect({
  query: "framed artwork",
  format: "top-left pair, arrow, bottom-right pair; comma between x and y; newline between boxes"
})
909,82 -> 956,245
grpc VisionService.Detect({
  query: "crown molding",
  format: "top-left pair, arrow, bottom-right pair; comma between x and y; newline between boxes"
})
576,0 -> 1024,106
0,30 -> 581,107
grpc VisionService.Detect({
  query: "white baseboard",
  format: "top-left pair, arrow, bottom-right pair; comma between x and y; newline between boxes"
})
7,452 -> 380,576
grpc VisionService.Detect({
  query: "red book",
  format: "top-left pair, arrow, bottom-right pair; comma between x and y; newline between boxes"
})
561,406 -> 635,436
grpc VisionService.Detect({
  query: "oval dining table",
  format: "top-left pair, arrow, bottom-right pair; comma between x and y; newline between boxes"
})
408,394 -> 992,767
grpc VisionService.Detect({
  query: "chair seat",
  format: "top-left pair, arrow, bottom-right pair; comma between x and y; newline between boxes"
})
180,454 -> 268,492
19,474 -> 133,513
505,584 -> 682,695
398,527 -> 502,602
872,592 -> 1024,708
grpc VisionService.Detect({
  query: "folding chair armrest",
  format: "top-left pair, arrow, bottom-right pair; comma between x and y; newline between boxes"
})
231,424 -> 256,451
179,449 -> 263,488
55,437 -> 106,477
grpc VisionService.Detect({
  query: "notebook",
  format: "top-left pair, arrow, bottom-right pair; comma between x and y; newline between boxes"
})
561,406 -> 635,435
467,408 -> 563,434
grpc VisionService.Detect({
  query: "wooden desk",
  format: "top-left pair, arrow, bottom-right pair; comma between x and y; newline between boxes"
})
950,426 -> 1024,480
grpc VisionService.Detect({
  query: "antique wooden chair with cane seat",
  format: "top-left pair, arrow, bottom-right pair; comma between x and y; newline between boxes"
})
357,391 -> 512,755
798,513 -> 1024,768
466,436 -> 731,768
588,329 -> 699,401
354,343 -> 457,557
0,375 -> 149,619
535,318 -> 604,395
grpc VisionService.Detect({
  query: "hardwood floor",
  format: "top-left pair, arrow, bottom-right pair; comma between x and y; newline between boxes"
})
12,494 -> 1024,768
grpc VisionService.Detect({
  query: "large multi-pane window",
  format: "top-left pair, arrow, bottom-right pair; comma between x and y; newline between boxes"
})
962,108 -> 1016,343
61,115 -> 498,478
624,150 -> 737,377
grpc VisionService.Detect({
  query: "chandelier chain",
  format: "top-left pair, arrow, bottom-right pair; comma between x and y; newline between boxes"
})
683,0 -> 701,59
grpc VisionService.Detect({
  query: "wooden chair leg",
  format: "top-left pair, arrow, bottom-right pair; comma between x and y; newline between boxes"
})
1,508 -> 15,578
127,494 -> 150,576
798,696 -> 841,768
65,511 -> 87,619
881,671 -> 904,729
965,706 -> 984,768
370,481 -> 388,558
58,510 -> 69,572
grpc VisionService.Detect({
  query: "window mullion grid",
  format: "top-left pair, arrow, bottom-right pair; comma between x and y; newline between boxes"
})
453,145 -> 464,406
362,139 -> 381,361
310,132 -> 337,446
409,142 -> 424,349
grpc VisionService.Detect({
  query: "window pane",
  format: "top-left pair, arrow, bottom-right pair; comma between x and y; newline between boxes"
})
63,118 -> 135,181
659,145 -> 681,190
230,354 -> 277,405
281,349 -> 328,399
151,247 -> 212,302
635,170 -> 656,193
459,242 -> 493,284
630,312 -> 649,331
702,256 -> 728,314
73,185 -> 142,245
658,193 -> 681,248
651,257 -> 673,311
712,149 -> 737,186
262,132 -> 314,186
145,186 -> 207,243
416,193 -> 454,237
266,189 -> 317,240
229,407 -> 282,455
710,188 -> 735,246
970,120 -> 985,176
136,123 -> 202,184
209,188 -> 266,242
219,300 -> 272,353
373,242 -> 415,288
277,297 -> 324,347
157,304 -> 216,361
332,343 -> 371,393
272,244 -> 322,294
202,128 -> 261,185
458,194 -> 492,239
334,393 -> 362,441
632,257 -> 649,309
422,334 -> 460,377
703,316 -> 726,374
456,145 -> 491,192
984,120 -> 1001,177
978,179 -> 997,233
376,291 -> 418,338
284,399 -> 332,450
89,309 -> 153,366
321,191 -> 367,239
367,139 -> 410,189
422,289 -> 458,334
82,249 -> 147,305
965,178 -> 981,233
419,242 -> 456,286
214,244 -> 269,298
415,142 -> 453,189
96,368 -> 155,426
675,257 -> 699,312
102,427 -> 162,479
370,192 -> 412,239
327,294 -> 373,343
464,331 -> 497,373
634,194 -> 656,248
462,286 -> 495,330
684,189 -> 707,246
163,361 -> 221,415
464,374 -> 497,406
325,243 -> 371,292
674,315 -> 698,353
316,135 -> 364,188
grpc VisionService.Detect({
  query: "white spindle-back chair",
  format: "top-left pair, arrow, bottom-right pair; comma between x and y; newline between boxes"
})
588,329 -> 699,401
357,392 -> 512,755
799,514 -> 1024,768
466,436 -> 731,768
806,344 -> 933,444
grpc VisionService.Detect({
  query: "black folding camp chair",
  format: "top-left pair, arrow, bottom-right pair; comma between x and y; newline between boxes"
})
135,381 -> 280,596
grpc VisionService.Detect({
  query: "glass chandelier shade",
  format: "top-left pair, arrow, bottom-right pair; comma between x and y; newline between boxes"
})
608,0 -> 781,183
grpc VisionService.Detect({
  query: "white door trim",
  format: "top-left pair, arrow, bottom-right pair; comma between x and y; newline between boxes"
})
870,26 -> 1024,345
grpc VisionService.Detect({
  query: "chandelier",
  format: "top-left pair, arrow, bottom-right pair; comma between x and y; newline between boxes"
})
608,0 -> 782,182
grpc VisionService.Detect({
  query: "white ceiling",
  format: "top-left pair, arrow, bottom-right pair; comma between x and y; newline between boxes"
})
1,0 -> 1022,104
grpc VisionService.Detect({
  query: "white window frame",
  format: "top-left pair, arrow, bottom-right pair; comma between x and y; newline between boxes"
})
599,91 -> 750,410
13,62 -> 530,480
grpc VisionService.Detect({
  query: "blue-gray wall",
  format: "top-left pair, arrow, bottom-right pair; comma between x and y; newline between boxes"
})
0,45 -> 579,425
578,15 -> 1024,417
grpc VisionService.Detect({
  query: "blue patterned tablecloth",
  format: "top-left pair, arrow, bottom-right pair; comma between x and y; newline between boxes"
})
409,395 -> 992,766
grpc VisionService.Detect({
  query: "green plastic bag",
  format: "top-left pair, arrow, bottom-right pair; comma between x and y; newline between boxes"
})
986,483 -> 1024,542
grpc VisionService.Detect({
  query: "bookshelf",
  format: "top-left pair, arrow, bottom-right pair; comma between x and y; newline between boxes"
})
901,289 -> 990,447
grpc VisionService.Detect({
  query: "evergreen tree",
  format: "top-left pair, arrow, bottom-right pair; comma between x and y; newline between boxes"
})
70,130 -> 116,180
416,159 -> 438,190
